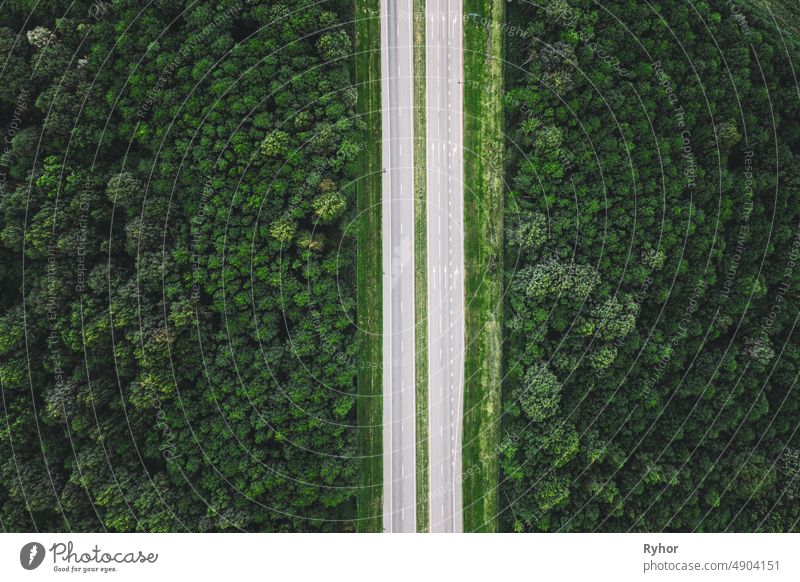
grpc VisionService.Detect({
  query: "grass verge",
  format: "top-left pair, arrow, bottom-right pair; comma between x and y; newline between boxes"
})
412,0 -> 429,533
462,0 -> 504,533
355,0 -> 383,533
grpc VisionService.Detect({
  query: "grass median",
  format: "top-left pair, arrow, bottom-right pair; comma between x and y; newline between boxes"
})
412,0 -> 430,533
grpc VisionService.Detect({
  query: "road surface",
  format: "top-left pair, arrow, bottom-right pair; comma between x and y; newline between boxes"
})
381,0 -> 417,533
425,0 -> 464,533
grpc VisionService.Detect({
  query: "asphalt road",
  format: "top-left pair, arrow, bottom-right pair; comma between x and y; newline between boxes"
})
425,0 -> 464,533
381,0 -> 417,533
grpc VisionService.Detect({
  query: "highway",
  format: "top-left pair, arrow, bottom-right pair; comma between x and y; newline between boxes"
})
380,0 -> 464,533
425,0 -> 464,533
381,0 -> 417,533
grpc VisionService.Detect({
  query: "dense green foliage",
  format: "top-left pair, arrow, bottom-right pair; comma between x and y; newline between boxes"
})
501,0 -> 800,531
0,0 -> 360,531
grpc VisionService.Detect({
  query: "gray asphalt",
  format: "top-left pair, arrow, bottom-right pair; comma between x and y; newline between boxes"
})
425,0 -> 464,533
381,0 -> 417,533
380,0 -> 464,534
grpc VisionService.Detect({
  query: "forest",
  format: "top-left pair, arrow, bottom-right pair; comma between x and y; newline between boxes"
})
0,0 -> 360,531
501,0 -> 800,532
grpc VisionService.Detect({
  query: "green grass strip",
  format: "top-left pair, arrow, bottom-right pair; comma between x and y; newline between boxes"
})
462,0 -> 505,533
355,0 -> 383,533
412,0 -> 430,533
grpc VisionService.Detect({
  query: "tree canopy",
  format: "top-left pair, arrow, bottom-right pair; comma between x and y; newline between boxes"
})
0,0 -> 360,532
501,0 -> 800,533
